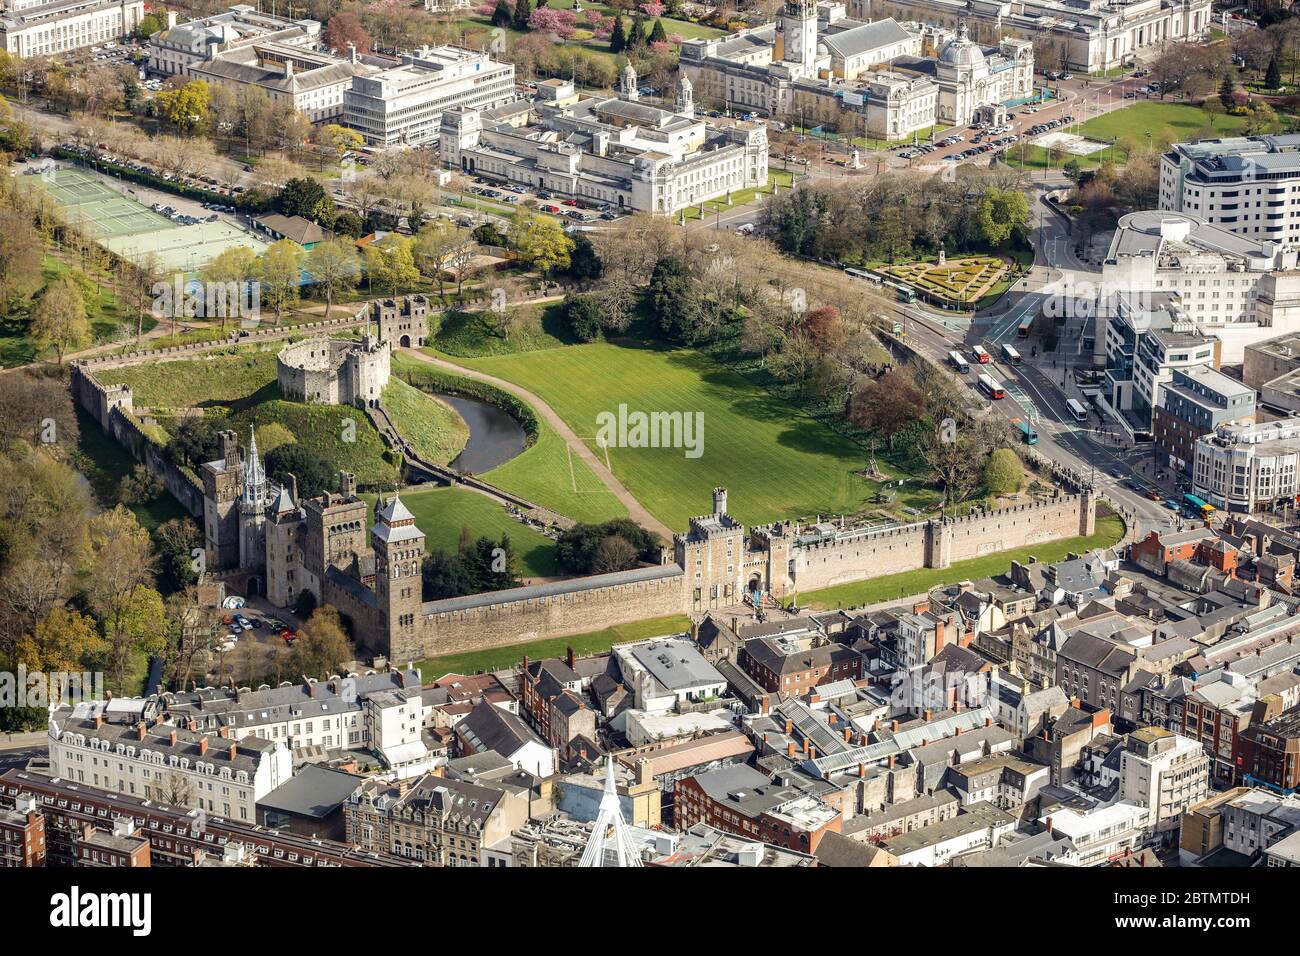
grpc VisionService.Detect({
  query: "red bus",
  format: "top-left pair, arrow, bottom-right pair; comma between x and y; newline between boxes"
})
978,372 -> 1005,399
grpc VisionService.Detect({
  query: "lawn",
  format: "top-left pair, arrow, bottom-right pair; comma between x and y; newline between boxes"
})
381,377 -> 469,465
681,170 -> 795,221
798,514 -> 1125,610
97,351 -> 280,410
455,341 -> 873,529
228,400 -> 400,488
432,303 -> 572,358
362,484 -> 558,579
414,612 -> 691,678
1007,101 -> 1251,171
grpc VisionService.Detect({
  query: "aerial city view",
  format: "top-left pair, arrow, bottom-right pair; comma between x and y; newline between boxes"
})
0,0 -> 1289,928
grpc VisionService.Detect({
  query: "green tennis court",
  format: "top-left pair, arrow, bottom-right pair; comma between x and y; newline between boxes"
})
35,168 -> 177,238
103,220 -> 270,275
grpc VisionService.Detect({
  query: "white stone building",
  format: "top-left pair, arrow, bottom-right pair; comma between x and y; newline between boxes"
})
1161,135 -> 1300,252
190,39 -> 376,124
344,45 -> 515,148
1194,418 -> 1300,514
49,702 -> 293,822
0,0 -> 144,56
440,71 -> 768,216
680,5 -> 1031,136
162,670 -> 434,779
852,0 -> 1210,73
1103,211 -> 1300,364
1118,727 -> 1210,839
147,5 -> 320,77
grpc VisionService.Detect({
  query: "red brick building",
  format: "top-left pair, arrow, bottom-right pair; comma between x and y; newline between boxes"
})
1130,529 -> 1216,575
1239,698 -> 1300,794
0,797 -> 46,867
674,764 -> 841,853
740,637 -> 863,696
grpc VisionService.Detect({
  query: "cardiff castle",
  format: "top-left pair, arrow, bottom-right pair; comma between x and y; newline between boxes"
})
203,431 -> 1097,662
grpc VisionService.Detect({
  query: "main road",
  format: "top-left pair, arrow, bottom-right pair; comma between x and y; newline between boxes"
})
880,182 -> 1179,541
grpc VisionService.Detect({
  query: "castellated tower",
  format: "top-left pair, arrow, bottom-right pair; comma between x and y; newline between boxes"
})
675,488 -> 745,615
781,0 -> 819,72
265,475 -> 303,609
201,430 -> 243,570
238,426 -> 269,574
371,492 -> 426,661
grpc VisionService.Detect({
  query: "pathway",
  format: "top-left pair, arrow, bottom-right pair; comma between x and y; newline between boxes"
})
396,347 -> 673,540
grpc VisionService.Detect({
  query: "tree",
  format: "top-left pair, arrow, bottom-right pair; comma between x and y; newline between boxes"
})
257,239 -> 305,326
323,11 -> 371,56
82,505 -> 160,690
848,370 -> 925,448
202,246 -> 258,332
648,254 -> 702,342
984,448 -> 1023,497
364,234 -> 419,296
555,519 -> 660,574
491,0 -> 513,27
292,606 -> 353,678
0,207 -> 42,309
414,219 -> 462,302
278,176 -> 335,225
514,0 -> 534,30
627,15 -> 644,48
1266,55 -> 1283,90
29,275 -> 90,363
266,443 -> 334,499
155,80 -> 209,135
14,607 -> 105,674
649,19 -> 667,44
153,518 -> 203,594
508,211 -> 573,277
318,123 -> 364,162
1220,72 -> 1237,108
305,237 -> 361,319
561,293 -> 604,341
976,187 -> 1030,248
610,16 -> 627,53
135,13 -> 161,39
564,232 -> 604,283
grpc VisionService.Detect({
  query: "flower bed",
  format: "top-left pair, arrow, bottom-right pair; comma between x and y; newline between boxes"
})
881,255 -> 1010,305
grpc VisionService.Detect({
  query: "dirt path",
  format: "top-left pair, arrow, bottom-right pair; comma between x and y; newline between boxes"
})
396,346 -> 673,540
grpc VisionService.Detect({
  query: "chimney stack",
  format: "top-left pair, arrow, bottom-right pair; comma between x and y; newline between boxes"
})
136,721 -> 146,741
169,730 -> 177,747
198,737 -> 209,756
229,744 -> 238,762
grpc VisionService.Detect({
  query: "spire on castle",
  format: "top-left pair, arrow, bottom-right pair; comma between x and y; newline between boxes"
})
241,425 -> 266,506
621,62 -> 638,101
578,758 -> 643,868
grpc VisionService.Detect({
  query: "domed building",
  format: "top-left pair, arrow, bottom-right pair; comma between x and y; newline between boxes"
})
679,8 -> 1031,141
931,21 -> 1032,129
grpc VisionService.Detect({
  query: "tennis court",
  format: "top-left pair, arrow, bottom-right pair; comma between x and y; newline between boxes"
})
35,168 -> 177,238
104,220 -> 271,275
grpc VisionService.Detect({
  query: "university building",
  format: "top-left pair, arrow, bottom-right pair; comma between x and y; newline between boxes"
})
853,0 -> 1210,73
0,0 -> 145,57
344,45 -> 515,147
440,68 -> 768,216
678,4 -> 1032,140
147,5 -> 320,77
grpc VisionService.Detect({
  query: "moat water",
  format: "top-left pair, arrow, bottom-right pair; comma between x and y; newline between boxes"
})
440,393 -> 527,475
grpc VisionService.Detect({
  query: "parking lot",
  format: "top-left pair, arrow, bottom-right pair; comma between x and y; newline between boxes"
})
461,178 -> 628,224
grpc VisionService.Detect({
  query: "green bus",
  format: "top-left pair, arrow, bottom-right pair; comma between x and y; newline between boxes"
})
1017,420 -> 1038,445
